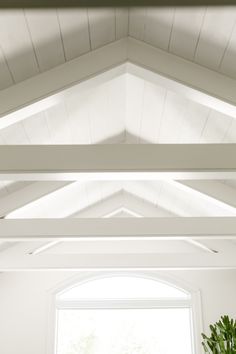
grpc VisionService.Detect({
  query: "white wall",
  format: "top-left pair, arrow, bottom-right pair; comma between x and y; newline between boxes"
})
0,270 -> 236,354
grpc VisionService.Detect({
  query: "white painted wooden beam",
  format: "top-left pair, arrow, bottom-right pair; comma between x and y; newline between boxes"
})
28,190 -> 215,255
1,217 -> 236,241
0,252 -> 235,271
0,181 -> 71,217
0,39 -> 127,130
76,194 -> 217,254
0,145 -> 236,180
28,241 -> 62,256
127,38 -> 236,118
73,190 -> 173,218
2,38 -> 236,131
177,180 -> 236,209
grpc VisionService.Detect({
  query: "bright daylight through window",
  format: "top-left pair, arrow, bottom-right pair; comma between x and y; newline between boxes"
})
55,276 -> 194,354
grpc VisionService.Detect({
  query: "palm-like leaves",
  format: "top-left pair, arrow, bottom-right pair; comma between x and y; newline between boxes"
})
202,316 -> 236,353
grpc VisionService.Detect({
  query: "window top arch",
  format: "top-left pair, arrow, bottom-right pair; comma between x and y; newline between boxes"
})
57,275 -> 190,301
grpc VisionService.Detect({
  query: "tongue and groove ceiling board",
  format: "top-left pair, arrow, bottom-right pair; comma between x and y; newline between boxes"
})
1,7 -> 236,269
0,68 -> 236,146
1,7 -> 236,91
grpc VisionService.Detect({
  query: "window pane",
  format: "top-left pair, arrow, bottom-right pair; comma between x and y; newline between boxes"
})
57,308 -> 193,354
58,276 -> 189,300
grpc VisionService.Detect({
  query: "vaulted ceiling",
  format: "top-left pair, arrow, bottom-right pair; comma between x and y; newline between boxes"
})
1,6 -> 236,270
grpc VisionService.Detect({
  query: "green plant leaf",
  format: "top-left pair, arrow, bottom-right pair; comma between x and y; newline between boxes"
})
202,316 -> 236,354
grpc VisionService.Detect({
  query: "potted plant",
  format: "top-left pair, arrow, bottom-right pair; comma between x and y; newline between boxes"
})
202,315 -> 236,353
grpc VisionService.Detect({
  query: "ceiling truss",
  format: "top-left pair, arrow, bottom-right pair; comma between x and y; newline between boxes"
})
1,37 -> 236,269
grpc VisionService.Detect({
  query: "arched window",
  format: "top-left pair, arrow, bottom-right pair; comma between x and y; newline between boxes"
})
55,275 -> 195,354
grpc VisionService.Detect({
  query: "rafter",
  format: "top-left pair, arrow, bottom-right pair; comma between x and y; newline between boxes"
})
73,190 -> 174,218
127,38 -> 236,118
176,180 -> 236,210
27,190 -> 217,255
0,39 -> 127,130
76,200 -> 219,254
1,181 -> 71,218
1,37 -> 236,131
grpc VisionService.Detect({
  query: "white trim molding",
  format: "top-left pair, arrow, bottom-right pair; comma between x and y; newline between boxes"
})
49,272 -> 202,354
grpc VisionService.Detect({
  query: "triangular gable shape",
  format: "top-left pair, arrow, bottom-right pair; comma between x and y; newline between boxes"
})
5,181 -> 236,220
0,37 -> 236,132
0,38 -> 236,269
0,59 -> 236,145
6,201 -> 218,256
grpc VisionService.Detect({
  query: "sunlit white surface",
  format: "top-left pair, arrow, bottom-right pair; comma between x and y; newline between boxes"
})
56,308 -> 193,354
57,277 -> 193,353
6,178 -> 236,220
58,276 -> 189,300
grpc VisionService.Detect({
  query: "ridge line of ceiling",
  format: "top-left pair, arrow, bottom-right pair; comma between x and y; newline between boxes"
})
1,37 -> 236,131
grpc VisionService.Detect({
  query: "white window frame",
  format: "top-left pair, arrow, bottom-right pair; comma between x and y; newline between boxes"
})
47,272 -> 203,354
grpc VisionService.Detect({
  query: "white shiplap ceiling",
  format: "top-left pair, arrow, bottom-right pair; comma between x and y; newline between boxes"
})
1,7 -> 236,91
0,68 -> 236,211
1,72 -> 236,145
1,7 -> 236,266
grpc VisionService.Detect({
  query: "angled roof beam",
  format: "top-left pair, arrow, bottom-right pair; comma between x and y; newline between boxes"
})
0,39 -> 127,130
1,181 -> 71,218
176,180 -> 236,210
71,190 -> 127,218
1,217 -> 236,241
127,38 -> 236,118
2,38 -> 236,131
37,190 -> 173,254
29,190 -> 215,255
74,197 -> 218,254
72,190 -> 174,218
1,144 -> 236,180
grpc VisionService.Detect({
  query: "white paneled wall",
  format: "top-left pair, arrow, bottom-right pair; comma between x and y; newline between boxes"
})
45,103 -> 71,144
144,7 -> 175,50
220,24 -> 236,77
193,7 -> 236,70
176,101 -> 209,143
115,8 -> 129,39
199,111 -> 232,143
0,9 -> 39,83
158,90 -> 188,143
22,112 -> 52,144
138,80 -> 166,143
0,271 -> 236,354
125,73 -> 145,142
0,48 -> 13,90
88,8 -> 116,49
57,8 -> 90,60
129,6 -> 236,78
223,119 -> 236,142
0,8 -> 128,90
65,88 -> 92,144
24,9 -> 66,72
169,7 -> 206,61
